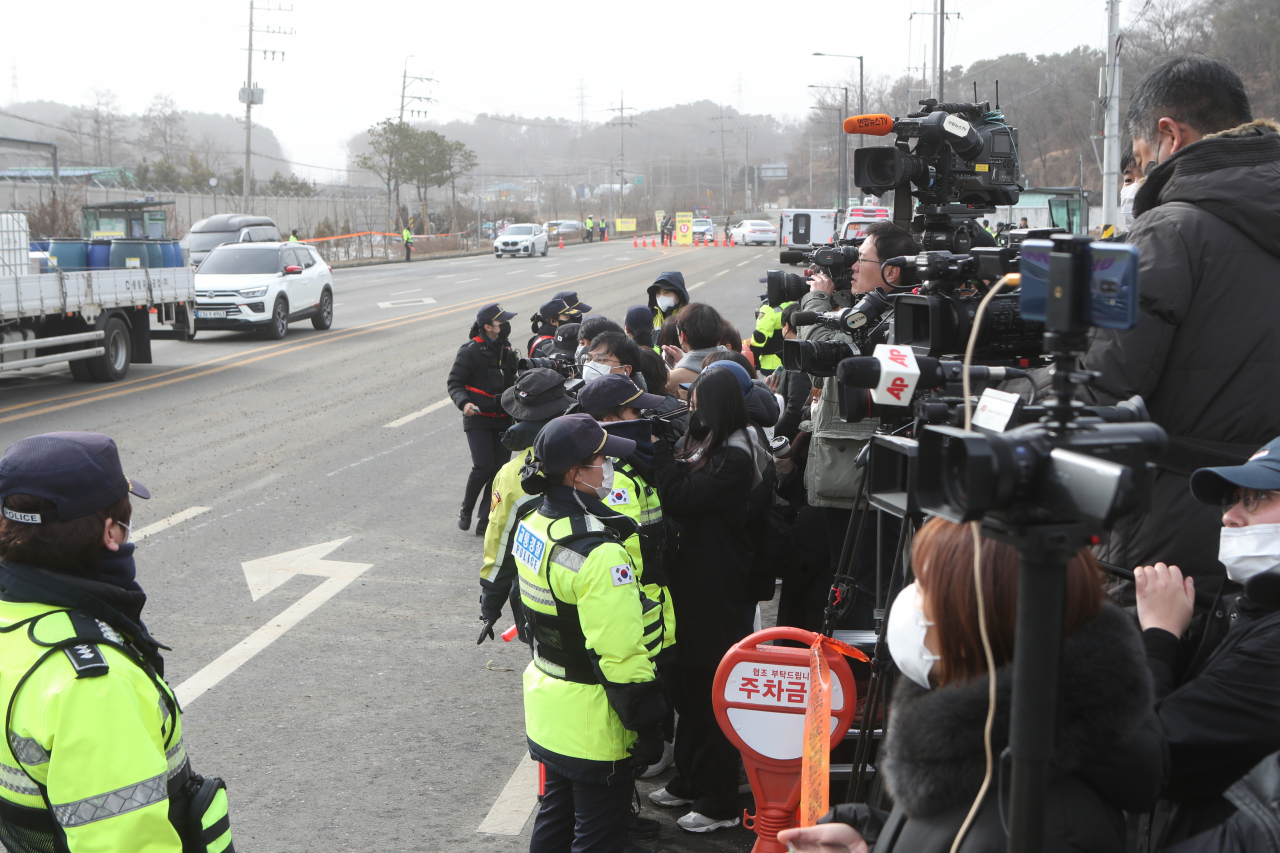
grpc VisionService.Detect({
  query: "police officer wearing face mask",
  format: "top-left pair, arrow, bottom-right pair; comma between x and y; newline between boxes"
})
516,414 -> 666,853
1133,436 -> 1280,845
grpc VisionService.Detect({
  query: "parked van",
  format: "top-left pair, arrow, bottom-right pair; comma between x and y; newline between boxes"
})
185,215 -> 281,267
778,209 -> 838,265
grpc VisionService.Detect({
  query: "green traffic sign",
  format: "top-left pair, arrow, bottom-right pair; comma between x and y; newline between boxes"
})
633,177 -> 644,186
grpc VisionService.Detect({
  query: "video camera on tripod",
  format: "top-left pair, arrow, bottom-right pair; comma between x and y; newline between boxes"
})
762,240 -> 862,308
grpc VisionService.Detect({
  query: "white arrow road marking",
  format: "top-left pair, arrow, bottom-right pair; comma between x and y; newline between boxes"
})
377,297 -> 437,308
384,397 -> 452,428
133,506 -> 210,542
174,538 -> 373,706
477,754 -> 541,835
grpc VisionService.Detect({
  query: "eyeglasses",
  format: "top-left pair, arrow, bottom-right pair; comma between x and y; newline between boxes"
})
855,256 -> 881,266
116,519 -> 131,543
589,355 -> 621,367
1222,488 -> 1278,514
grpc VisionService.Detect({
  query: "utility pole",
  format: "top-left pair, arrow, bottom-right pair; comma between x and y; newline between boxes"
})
241,2 -> 292,213
606,94 -> 637,218
742,126 -> 755,211
1101,0 -> 1123,234
938,0 -> 946,101
709,105 -> 733,215
397,58 -> 436,231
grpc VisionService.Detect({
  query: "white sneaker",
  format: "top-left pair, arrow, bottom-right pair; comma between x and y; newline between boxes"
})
639,741 -> 675,778
647,787 -> 694,807
677,811 -> 741,833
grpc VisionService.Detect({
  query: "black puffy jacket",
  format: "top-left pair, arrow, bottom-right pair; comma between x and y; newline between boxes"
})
833,604 -> 1163,853
1169,751 -> 1280,853
1075,120 -> 1280,577
446,334 -> 517,431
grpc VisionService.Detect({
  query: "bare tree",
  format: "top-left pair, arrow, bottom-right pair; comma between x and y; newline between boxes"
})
90,90 -> 122,166
140,95 -> 188,164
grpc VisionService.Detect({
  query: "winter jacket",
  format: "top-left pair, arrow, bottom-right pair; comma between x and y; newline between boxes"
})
527,323 -> 557,359
1169,751 -> 1280,853
655,439 -> 756,668
746,380 -> 780,431
1077,120 -> 1280,577
834,604 -> 1163,853
798,287 -> 879,508
1140,593 -> 1280,841
646,271 -> 689,331
773,367 -> 813,442
447,334 -> 517,432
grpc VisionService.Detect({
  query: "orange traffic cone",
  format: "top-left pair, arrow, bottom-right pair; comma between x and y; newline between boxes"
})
714,235 -> 720,247
558,236 -> 564,249
604,231 -> 609,242
730,236 -> 735,247
633,236 -> 638,248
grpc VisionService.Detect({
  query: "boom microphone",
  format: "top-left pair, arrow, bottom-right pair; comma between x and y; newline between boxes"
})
843,114 -> 895,136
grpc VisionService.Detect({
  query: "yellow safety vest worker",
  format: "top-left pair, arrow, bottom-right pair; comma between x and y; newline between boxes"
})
605,460 -> 676,657
751,300 -> 793,373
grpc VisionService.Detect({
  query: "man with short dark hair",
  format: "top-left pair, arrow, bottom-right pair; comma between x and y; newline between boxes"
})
663,303 -> 725,394
1074,55 -> 1280,579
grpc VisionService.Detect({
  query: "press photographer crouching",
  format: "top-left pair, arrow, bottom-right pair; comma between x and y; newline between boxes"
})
800,221 -> 920,630
779,518 -> 1162,853
1133,437 -> 1280,846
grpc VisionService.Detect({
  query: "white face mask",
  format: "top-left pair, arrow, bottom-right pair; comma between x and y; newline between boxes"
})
1219,523 -> 1280,584
581,360 -> 614,382
886,582 -> 939,689
577,458 -> 615,501
1120,181 -> 1142,229
656,294 -> 677,313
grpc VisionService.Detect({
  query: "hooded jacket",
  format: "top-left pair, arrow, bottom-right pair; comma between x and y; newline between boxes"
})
1076,119 -> 1280,576
832,604 -> 1164,853
1169,751 -> 1280,853
646,271 -> 689,330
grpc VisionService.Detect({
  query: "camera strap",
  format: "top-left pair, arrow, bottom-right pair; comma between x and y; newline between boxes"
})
1155,435 -> 1257,478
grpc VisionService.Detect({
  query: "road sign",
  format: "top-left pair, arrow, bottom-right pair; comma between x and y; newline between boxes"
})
761,163 -> 787,180
633,177 -> 644,186
675,212 -> 693,246
614,218 -> 636,232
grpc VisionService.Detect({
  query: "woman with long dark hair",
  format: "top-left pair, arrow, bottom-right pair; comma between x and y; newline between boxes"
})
447,303 -> 518,536
778,518 -> 1163,853
649,367 -> 771,834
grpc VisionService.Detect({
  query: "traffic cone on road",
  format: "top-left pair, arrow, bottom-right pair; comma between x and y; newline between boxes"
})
714,235 -> 720,247
558,236 -> 564,249
730,236 -> 735,247
633,236 -> 638,247
604,231 -> 609,242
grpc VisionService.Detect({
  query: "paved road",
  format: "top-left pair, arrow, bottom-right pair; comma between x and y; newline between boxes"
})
0,238 -> 790,852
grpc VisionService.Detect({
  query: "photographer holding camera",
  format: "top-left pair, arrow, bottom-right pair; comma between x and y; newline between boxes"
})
799,221 -> 919,628
1067,56 -> 1280,579
1133,438 -> 1280,845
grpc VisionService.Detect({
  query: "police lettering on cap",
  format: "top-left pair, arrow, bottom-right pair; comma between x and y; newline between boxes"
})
477,303 -> 517,326
1190,436 -> 1280,505
534,413 -> 636,475
501,368 -> 571,421
577,374 -> 665,417
0,432 -> 150,525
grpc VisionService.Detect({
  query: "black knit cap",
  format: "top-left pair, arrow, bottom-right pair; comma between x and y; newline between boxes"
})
0,432 -> 150,524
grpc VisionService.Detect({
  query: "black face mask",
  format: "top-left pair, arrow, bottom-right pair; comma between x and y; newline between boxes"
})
688,410 -> 710,441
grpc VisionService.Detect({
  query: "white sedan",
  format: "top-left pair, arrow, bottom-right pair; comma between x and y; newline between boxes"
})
493,224 -> 549,258
729,220 -> 778,246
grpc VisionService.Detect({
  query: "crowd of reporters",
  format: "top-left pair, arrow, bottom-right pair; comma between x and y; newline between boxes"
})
457,53 -> 1280,853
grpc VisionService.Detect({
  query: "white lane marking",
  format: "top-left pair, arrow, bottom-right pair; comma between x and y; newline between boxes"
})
536,273 -> 557,278
175,538 -> 373,706
377,297 -> 438,308
737,260 -> 749,267
333,303 -> 344,307
392,289 -> 422,295
458,279 -> 479,284
384,398 -> 452,428
134,506 -> 211,542
477,754 -> 541,835
714,270 -> 728,277
688,281 -> 707,291
507,270 -> 525,275
436,274 -> 457,278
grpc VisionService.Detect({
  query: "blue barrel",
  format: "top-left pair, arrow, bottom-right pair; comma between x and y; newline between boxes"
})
87,240 -> 112,270
158,241 -> 175,268
145,241 -> 163,269
29,240 -> 49,254
169,240 -> 184,267
47,239 -> 88,272
109,239 -> 149,270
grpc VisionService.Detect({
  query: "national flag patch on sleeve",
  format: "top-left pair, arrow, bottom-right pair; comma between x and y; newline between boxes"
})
611,564 -> 635,586
606,488 -> 630,506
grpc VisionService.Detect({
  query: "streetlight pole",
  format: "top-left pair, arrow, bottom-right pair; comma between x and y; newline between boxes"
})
812,53 -> 865,207
809,85 -> 849,211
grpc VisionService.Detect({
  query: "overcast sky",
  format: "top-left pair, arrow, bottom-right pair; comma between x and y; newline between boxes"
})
9,0 -> 1124,182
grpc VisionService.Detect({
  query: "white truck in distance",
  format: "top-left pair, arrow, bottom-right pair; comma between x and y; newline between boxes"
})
778,209 -> 839,265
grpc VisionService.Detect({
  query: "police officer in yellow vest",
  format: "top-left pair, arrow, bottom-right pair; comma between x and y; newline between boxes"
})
516,414 -> 666,853
576,375 -> 679,777
749,298 -> 793,374
0,432 -> 232,853
477,368 -> 571,645
402,227 -> 413,262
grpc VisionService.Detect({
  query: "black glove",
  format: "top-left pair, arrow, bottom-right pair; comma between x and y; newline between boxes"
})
476,618 -> 496,645
628,726 -> 665,772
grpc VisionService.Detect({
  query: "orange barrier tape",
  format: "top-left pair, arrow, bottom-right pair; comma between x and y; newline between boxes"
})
800,636 -> 869,827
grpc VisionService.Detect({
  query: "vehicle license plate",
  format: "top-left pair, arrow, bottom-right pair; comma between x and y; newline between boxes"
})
196,310 -> 227,319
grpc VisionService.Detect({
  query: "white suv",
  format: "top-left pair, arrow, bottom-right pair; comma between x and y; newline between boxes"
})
194,242 -> 334,340
494,224 -> 549,258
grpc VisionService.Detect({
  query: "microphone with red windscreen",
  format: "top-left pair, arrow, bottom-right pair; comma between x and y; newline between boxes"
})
844,114 -> 896,136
